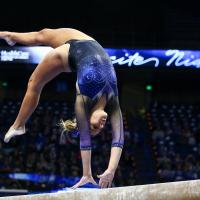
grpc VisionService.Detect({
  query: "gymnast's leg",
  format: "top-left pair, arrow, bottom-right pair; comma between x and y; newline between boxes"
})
4,44 -> 70,143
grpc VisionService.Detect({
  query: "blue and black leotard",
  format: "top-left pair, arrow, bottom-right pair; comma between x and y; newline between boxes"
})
66,39 -> 124,150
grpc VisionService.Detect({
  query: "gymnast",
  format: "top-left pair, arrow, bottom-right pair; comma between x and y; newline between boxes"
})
0,28 -> 124,189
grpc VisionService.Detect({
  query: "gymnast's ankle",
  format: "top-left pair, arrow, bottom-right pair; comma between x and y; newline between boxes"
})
12,123 -> 25,129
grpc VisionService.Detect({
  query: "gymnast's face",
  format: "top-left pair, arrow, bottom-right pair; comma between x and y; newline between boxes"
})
90,110 -> 108,136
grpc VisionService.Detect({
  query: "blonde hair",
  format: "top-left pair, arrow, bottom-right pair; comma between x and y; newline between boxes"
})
59,118 -> 77,133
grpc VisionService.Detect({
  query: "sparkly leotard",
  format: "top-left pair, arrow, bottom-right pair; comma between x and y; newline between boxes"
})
66,39 -> 124,150
68,39 -> 118,100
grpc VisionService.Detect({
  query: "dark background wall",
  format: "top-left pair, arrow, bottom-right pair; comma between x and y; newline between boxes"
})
0,0 -> 200,49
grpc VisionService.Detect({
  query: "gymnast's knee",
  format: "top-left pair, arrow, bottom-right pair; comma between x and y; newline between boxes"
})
36,28 -> 51,44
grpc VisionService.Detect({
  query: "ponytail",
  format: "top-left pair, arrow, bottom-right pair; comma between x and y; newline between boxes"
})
59,118 -> 77,133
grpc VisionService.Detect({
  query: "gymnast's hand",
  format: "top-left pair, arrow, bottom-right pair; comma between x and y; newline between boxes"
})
0,31 -> 16,46
97,169 -> 114,188
71,175 -> 98,189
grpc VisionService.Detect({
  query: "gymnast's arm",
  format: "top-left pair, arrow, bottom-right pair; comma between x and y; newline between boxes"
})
98,97 -> 124,188
108,97 -> 124,173
0,28 -> 74,48
71,95 -> 97,189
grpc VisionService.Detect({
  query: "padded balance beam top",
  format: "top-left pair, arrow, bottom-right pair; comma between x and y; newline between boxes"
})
1,179 -> 200,200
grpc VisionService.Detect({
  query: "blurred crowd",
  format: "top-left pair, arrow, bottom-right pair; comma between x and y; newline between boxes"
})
0,99 -> 136,191
148,102 -> 200,182
1,98 -> 200,192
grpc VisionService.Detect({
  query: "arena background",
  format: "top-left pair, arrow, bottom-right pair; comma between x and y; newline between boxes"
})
0,0 -> 200,197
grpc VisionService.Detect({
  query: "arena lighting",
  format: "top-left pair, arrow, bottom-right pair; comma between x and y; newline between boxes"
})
2,82 -> 8,87
0,47 -> 200,69
146,85 -> 152,91
0,81 -> 8,87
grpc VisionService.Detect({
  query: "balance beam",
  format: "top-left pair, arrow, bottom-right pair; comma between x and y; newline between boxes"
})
1,179 -> 200,200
